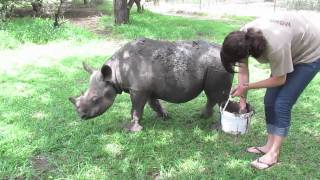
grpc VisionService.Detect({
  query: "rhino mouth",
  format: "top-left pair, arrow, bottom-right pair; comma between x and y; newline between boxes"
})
79,113 -> 97,120
79,109 -> 107,120
80,114 -> 89,120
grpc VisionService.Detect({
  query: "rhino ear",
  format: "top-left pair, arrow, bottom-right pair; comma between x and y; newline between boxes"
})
101,65 -> 112,81
83,62 -> 94,74
69,96 -> 77,105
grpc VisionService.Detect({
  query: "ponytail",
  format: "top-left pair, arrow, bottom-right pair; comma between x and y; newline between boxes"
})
245,28 -> 267,59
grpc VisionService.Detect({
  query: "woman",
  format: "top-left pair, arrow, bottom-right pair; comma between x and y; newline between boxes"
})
220,12 -> 320,170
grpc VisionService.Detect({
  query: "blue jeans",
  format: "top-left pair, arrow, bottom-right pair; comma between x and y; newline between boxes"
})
264,59 -> 320,137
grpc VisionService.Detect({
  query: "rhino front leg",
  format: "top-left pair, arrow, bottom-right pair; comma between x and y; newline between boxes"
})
125,90 -> 148,132
148,98 -> 169,119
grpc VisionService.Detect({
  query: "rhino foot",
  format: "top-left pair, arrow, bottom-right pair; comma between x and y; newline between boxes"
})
125,122 -> 143,132
200,108 -> 213,119
211,121 -> 221,130
156,111 -> 170,120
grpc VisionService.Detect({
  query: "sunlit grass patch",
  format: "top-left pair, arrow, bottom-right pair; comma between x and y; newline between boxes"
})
101,10 -> 255,43
0,18 -> 96,49
0,30 -> 21,49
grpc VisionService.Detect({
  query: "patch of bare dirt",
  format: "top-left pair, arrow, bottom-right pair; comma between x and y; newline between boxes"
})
175,10 -> 207,17
0,40 -> 126,75
12,3 -> 111,36
12,7 -> 35,17
31,155 -> 52,173
146,170 -> 161,180
65,6 -> 110,36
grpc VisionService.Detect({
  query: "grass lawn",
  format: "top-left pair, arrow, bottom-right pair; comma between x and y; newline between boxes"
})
0,18 -> 96,49
0,8 -> 320,179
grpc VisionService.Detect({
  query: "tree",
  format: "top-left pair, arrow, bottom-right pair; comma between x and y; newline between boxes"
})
53,0 -> 65,27
0,0 -> 15,21
128,0 -> 143,13
114,0 -> 128,24
31,0 -> 42,17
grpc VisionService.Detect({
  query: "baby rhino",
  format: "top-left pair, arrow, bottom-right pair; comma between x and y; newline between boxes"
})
69,38 -> 233,132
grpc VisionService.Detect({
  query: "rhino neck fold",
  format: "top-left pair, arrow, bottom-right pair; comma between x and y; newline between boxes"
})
109,61 -> 123,94
112,79 -> 122,94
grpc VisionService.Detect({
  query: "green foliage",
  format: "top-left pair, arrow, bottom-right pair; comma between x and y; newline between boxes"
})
0,17 -> 96,48
0,0 -> 73,21
282,0 -> 320,10
102,11 -> 255,43
0,30 -> 20,49
96,0 -> 113,14
0,0 -> 15,21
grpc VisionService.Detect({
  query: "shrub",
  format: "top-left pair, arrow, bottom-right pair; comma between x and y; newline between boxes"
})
282,0 -> 320,11
0,17 -> 95,48
0,0 -> 16,21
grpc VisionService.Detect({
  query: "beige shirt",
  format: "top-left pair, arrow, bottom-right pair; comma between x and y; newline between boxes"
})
241,12 -> 320,76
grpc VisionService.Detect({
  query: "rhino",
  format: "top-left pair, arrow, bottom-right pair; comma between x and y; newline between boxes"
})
69,38 -> 233,132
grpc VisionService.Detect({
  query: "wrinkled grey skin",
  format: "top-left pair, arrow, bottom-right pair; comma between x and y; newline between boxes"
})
69,38 -> 233,132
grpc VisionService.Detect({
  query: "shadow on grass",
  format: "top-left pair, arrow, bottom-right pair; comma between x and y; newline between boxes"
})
0,55 -> 319,179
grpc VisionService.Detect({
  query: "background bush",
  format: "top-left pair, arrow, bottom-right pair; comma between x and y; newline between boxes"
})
0,17 -> 95,48
282,0 -> 320,10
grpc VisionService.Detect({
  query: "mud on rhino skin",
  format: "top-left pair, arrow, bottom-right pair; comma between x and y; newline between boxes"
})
69,38 -> 233,132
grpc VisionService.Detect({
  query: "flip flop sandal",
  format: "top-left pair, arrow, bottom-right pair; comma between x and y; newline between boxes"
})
247,147 -> 266,155
251,158 -> 278,170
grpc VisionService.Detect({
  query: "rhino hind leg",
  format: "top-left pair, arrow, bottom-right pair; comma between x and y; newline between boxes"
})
202,67 -> 232,129
148,98 -> 169,119
125,90 -> 148,132
200,93 -> 216,119
202,86 -> 229,130
201,92 -> 222,130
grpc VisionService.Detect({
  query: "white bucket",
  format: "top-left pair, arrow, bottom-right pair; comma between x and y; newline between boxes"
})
220,96 -> 254,135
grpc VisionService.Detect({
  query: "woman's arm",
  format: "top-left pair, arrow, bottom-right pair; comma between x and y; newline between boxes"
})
232,74 -> 287,97
235,60 -> 249,111
231,60 -> 249,96
238,60 -> 249,97
232,58 -> 287,97
246,75 -> 286,89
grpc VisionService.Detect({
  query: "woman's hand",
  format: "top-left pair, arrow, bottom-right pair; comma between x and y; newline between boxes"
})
231,83 -> 249,97
231,84 -> 249,113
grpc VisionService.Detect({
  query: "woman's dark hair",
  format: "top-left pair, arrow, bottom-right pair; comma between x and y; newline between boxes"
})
220,28 -> 267,73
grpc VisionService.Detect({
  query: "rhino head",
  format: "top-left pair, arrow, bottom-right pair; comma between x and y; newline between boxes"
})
69,62 -> 117,120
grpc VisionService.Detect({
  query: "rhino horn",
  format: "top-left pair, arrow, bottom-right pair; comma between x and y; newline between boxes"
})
82,62 -> 94,74
69,96 -> 77,105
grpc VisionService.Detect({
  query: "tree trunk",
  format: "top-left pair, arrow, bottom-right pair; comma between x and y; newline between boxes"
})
128,0 -> 142,13
84,0 -> 88,4
128,0 -> 135,9
31,0 -> 43,17
153,0 -> 159,6
114,0 -> 129,24
54,0 -> 65,27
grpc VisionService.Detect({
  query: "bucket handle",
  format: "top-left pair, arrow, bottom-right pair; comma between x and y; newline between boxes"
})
221,95 -> 232,113
222,95 -> 253,115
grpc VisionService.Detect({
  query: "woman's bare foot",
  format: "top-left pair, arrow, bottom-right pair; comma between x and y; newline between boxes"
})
251,151 -> 279,170
247,146 -> 270,154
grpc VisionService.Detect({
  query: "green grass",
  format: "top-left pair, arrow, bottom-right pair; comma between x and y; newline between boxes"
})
102,11 -> 255,43
1,8 -> 320,179
0,18 -> 96,49
96,0 -> 114,15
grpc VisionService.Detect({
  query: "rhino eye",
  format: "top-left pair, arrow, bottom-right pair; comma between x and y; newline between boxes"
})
92,96 -> 99,102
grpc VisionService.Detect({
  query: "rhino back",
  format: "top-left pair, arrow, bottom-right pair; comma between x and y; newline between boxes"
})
110,38 -> 227,102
